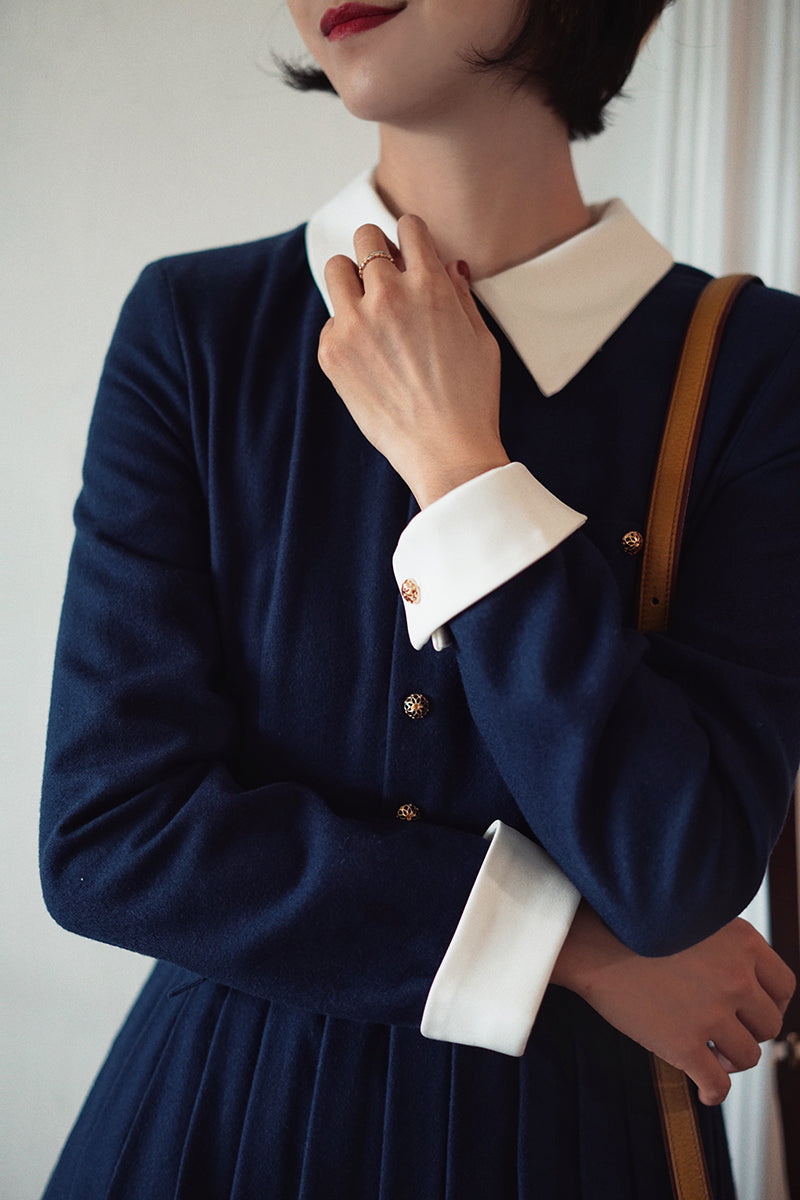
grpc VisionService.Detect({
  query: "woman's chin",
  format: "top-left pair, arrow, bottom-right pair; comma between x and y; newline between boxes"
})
328,68 -> 440,127
334,83 -> 412,125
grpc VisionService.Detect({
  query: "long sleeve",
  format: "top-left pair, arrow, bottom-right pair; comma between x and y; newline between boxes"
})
39,248 -> 580,1052
442,297 -> 800,956
39,258 -> 487,1028
392,463 -> 586,650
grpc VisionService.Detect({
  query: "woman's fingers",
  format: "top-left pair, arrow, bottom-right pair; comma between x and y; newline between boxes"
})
352,223 -> 401,285
319,213 -> 506,506
708,1044 -> 738,1074
661,1029 -> 747,1106
735,988 -> 789,1046
686,1046 -> 734,1107
555,908 -> 796,1108
715,920 -> 795,1045
394,212 -> 442,275
445,258 -> 490,337
324,253 -> 363,312
691,924 -> 794,1098
707,1019 -> 762,1074
755,946 -> 797,1019
326,224 -> 403,315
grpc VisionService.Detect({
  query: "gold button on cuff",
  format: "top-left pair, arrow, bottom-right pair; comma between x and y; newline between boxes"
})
621,530 -> 644,556
400,578 -> 421,604
396,803 -> 422,822
403,693 -> 430,720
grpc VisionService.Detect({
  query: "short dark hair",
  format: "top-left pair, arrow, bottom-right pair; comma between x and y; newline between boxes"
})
279,0 -> 674,141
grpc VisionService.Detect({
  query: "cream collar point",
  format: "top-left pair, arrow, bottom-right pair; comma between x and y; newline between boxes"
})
305,175 -> 673,393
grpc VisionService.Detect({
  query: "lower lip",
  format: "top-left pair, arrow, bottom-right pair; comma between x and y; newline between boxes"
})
326,11 -> 401,41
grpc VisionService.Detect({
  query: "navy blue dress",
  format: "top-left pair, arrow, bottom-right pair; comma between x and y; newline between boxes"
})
40,225 -> 800,1198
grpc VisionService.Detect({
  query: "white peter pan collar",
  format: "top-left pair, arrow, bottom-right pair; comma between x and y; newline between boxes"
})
305,169 -> 674,397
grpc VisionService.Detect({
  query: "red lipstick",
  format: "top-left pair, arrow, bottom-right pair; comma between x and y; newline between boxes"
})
320,3 -> 405,42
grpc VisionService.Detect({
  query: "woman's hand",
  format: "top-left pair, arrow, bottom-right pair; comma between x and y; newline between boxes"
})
319,216 -> 509,507
552,902 -> 795,1105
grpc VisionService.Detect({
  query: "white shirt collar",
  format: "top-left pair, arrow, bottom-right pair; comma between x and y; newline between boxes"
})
305,169 -> 673,397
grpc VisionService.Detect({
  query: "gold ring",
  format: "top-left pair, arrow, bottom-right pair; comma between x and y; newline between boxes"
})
357,250 -> 395,280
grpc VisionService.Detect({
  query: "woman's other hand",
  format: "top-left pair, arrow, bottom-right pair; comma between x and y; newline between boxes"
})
552,902 -> 796,1105
319,215 -> 509,507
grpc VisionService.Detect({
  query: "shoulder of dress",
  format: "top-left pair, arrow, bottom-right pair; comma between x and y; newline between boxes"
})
117,222 -> 322,348
643,265 -> 800,376
665,262 -> 800,331
146,223 -> 310,296
725,277 -> 800,344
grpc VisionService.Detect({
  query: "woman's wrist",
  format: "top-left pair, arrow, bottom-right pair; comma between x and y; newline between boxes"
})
412,450 -> 511,508
549,899 -> 630,1000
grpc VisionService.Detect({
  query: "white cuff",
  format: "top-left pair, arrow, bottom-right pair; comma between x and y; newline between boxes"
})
420,820 -> 580,1057
392,463 -> 586,650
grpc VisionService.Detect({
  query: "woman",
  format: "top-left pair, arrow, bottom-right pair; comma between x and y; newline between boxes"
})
40,1 -> 799,1196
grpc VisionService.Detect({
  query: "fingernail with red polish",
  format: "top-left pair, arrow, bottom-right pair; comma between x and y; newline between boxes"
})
457,260 -> 471,281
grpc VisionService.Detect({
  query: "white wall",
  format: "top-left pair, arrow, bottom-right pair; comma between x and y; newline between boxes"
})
2,6 -> 375,1196
2,3 -> 796,1197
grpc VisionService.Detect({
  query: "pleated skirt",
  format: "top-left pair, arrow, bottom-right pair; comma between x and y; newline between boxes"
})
42,960 -> 735,1199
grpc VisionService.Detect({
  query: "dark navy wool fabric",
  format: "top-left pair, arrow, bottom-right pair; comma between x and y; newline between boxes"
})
40,225 -> 800,1197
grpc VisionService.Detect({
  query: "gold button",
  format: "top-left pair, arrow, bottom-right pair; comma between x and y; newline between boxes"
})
403,693 -> 430,720
621,530 -> 644,556
396,803 -> 422,822
400,578 -> 421,604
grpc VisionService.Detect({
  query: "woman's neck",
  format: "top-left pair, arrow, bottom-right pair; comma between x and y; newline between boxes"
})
374,92 -> 591,280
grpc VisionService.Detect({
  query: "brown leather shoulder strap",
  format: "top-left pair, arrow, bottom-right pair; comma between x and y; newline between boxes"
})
651,1056 -> 713,1200
639,273 -> 756,1200
638,274 -> 757,634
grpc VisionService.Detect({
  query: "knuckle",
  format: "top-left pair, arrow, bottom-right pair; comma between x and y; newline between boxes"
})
725,965 -> 752,1000
698,1064 -> 732,1106
324,254 -> 355,282
414,272 -> 449,308
354,223 -> 387,251
317,327 -> 345,372
709,1002 -> 732,1031
317,335 -> 334,372
741,920 -> 762,953
367,272 -> 393,299
338,310 -> 361,340
737,1042 -> 762,1070
761,1012 -> 784,1041
369,283 -> 403,318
